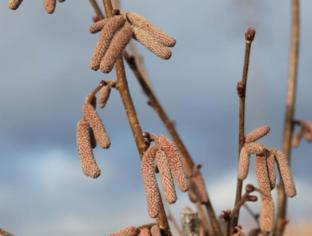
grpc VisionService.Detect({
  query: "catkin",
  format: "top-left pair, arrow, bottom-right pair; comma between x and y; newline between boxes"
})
76,119 -> 101,178
244,142 -> 265,155
266,152 -> 276,189
272,149 -> 296,197
292,127 -> 304,147
8,0 -> 23,9
303,130 -> 312,142
44,0 -> 56,14
100,24 -> 133,73
89,19 -> 108,34
98,85 -> 111,108
108,226 -> 139,236
83,103 -> 111,149
238,147 -> 250,180
141,146 -> 161,218
150,224 -> 161,236
126,12 -> 176,47
245,125 -> 270,143
132,26 -> 172,59
255,155 -> 274,233
90,15 -> 126,70
155,150 -> 177,204
191,165 -> 209,203
138,227 -> 151,236
158,135 -> 189,192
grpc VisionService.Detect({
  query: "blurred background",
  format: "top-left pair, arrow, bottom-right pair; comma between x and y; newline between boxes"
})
0,0 -> 311,235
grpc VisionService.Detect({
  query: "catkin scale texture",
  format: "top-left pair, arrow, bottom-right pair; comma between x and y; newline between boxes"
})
138,227 -> 151,236
132,27 -> 172,60
126,12 -> 176,47
89,19 -> 108,34
141,147 -> 161,218
272,149 -> 296,197
100,24 -> 133,73
244,142 -> 265,155
255,155 -> 274,233
90,15 -> 126,70
108,226 -> 139,236
158,135 -> 188,192
83,103 -> 111,149
76,119 -> 101,178
245,125 -> 270,143
238,147 -> 250,180
44,0 -> 56,14
150,225 -> 161,236
266,152 -> 276,189
98,85 -> 111,108
8,0 -> 23,9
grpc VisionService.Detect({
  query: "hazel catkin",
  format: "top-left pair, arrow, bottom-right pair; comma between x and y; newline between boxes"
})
108,226 -> 139,236
150,224 -> 161,236
98,85 -> 111,108
266,152 -> 276,189
245,125 -> 270,143
8,0 -> 23,10
238,147 -> 250,180
138,227 -> 151,236
89,19 -> 108,34
244,142 -> 265,155
44,0 -> 56,14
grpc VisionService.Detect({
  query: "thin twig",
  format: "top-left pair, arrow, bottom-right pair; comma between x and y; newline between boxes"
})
232,27 -> 256,228
243,204 -> 259,226
275,0 -> 300,235
89,0 -> 104,19
0,228 -> 14,236
101,1 -> 172,235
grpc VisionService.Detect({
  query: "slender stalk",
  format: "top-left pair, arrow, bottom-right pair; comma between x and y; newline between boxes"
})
124,51 -> 222,236
232,27 -> 256,228
101,1 -> 172,235
243,204 -> 259,226
275,0 -> 300,235
89,0 -> 104,19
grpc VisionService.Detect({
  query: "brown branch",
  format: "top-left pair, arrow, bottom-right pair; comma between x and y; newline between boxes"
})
89,0 -> 104,19
275,0 -> 300,235
0,228 -> 14,236
101,1 -> 171,235
232,27 -> 256,228
124,50 -> 222,236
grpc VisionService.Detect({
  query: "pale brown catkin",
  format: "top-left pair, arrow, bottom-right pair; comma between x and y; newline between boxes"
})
244,142 -> 265,155
238,147 -> 250,180
90,15 -> 126,70
76,118 -> 101,178
191,165 -> 209,203
304,131 -> 312,141
8,0 -> 23,9
126,12 -> 176,47
138,227 -> 151,236
158,135 -> 189,191
89,19 -> 108,34
132,26 -> 172,60
98,85 -> 111,108
44,0 -> 56,14
271,149 -> 296,197
141,146 -> 161,218
245,125 -> 270,143
108,226 -> 139,236
83,103 -> 111,149
292,127 -> 304,147
266,152 -> 276,189
255,155 -> 274,233
100,24 -> 133,73
155,150 -> 177,204
150,224 -> 161,236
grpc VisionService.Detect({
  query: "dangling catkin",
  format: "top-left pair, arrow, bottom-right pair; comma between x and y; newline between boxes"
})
292,127 -> 304,147
89,19 -> 108,34
271,149 -> 296,197
191,165 -> 209,203
100,24 -> 133,73
108,226 -> 139,236
126,12 -> 176,47
76,119 -> 101,178
266,152 -> 276,189
141,146 -> 161,218
83,103 -> 111,149
158,135 -> 189,192
44,0 -> 56,14
90,15 -> 126,70
8,0 -> 23,9
238,147 -> 250,180
244,142 -> 265,155
132,26 -> 172,60
138,227 -> 151,236
155,150 -> 177,204
245,125 -> 270,143
98,85 -> 111,108
255,155 -> 274,233
150,224 -> 161,236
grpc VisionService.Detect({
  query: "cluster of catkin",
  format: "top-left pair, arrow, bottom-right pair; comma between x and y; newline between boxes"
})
187,164 -> 209,204
237,125 -> 296,233
76,82 -> 113,178
8,0 -> 65,14
292,119 -> 312,147
108,224 -> 161,236
89,12 -> 176,73
141,135 -> 188,218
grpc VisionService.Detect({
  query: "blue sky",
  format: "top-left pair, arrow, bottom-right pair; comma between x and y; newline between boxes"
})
0,0 -> 311,235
